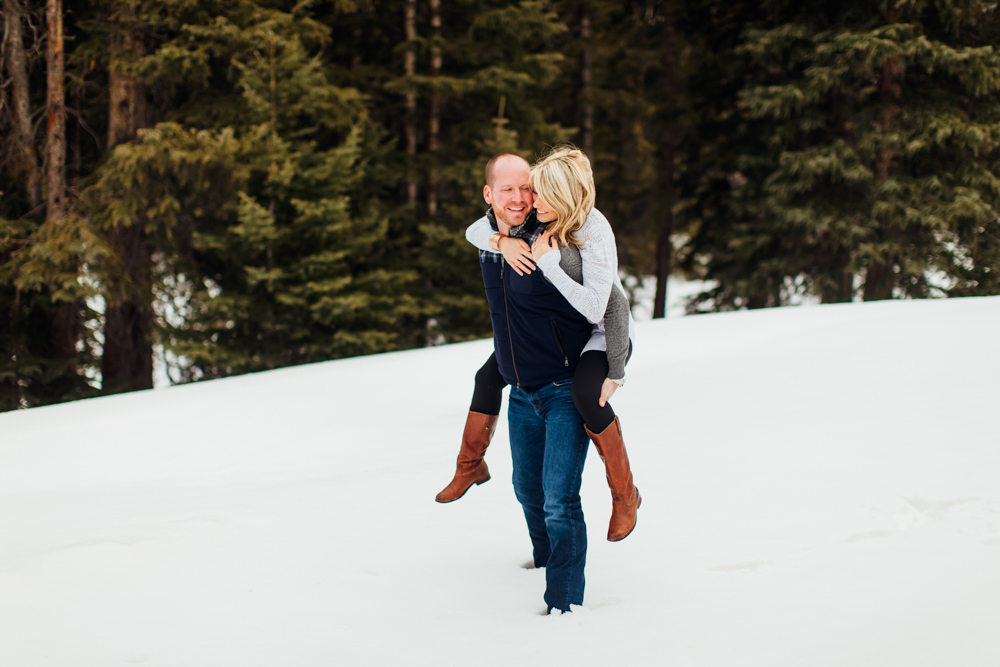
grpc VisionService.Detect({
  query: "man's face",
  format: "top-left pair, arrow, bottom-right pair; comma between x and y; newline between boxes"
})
484,157 -> 533,227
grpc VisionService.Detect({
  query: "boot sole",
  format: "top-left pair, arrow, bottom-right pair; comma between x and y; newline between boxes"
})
434,474 -> 491,503
607,490 -> 641,542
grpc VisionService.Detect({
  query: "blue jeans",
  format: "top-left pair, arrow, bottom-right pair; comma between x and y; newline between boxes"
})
508,380 -> 590,612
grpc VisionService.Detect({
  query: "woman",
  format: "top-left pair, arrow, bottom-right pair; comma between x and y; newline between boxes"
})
436,146 -> 641,542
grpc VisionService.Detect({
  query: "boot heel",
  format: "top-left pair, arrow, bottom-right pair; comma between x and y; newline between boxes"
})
435,412 -> 499,503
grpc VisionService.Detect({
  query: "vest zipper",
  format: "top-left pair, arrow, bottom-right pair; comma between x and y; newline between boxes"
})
551,320 -> 569,367
501,261 -> 521,388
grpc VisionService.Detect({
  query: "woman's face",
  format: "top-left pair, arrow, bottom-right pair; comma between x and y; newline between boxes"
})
533,191 -> 557,223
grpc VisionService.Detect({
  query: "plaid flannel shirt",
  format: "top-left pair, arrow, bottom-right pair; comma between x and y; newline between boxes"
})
479,208 -> 544,263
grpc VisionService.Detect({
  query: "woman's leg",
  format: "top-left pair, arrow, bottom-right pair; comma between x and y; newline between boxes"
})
571,351 -> 617,433
572,350 -> 641,541
436,353 -> 507,503
469,352 -> 506,415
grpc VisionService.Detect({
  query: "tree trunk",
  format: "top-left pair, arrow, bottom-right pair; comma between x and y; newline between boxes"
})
820,249 -> 854,303
102,223 -> 153,393
44,0 -> 77,380
102,19 -> 153,394
45,0 -> 65,224
863,262 -> 894,301
580,3 -> 593,158
404,0 -> 417,208
67,90 -> 81,185
652,7 -> 677,319
107,28 -> 146,146
746,292 -> 767,310
3,0 -> 41,210
0,268 -> 21,411
652,139 -> 674,319
427,0 -> 441,218
864,12 -> 901,302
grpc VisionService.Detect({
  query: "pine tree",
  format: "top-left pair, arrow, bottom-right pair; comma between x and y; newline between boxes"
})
688,0 -> 1000,309
1,0 -> 99,410
8,0 -> 995,413
414,0 -> 573,342
541,0 -> 702,314
3,0 -> 42,209
99,0 -> 154,393
131,1 -> 420,378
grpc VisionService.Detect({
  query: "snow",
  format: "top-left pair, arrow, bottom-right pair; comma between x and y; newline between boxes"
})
625,274 -> 715,320
2,297 -> 999,666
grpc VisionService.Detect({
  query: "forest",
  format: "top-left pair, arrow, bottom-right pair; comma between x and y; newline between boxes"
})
3,0 -> 1000,410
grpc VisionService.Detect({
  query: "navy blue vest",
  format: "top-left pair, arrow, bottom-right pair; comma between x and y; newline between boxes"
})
480,222 -> 593,387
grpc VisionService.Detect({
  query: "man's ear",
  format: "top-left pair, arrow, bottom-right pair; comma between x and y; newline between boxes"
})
483,185 -> 492,205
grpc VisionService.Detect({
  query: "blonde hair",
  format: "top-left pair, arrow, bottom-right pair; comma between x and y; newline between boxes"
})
529,145 -> 595,248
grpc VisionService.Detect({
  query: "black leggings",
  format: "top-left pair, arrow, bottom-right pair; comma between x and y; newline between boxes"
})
469,350 -> 623,434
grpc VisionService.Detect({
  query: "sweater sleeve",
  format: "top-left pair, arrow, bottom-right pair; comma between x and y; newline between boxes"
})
466,216 -> 494,251
603,287 -> 631,381
534,209 -> 616,325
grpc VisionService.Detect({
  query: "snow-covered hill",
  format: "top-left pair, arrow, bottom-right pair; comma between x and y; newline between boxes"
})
2,297 -> 999,666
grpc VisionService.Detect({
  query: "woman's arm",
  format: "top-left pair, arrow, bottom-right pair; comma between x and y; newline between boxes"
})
602,287 -> 631,382
467,215 -> 535,275
532,209 -> 616,324
465,216 -> 495,251
595,288 -> 632,406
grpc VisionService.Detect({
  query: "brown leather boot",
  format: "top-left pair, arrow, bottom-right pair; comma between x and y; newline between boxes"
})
586,416 -> 641,541
435,411 -> 499,503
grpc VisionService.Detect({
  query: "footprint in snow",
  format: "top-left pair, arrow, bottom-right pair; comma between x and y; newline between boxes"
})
585,597 -> 621,609
903,496 -> 979,519
841,528 -> 896,542
841,496 -> 989,543
708,559 -> 773,573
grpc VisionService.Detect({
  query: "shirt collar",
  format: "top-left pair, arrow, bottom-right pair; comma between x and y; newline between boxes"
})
486,207 -> 542,240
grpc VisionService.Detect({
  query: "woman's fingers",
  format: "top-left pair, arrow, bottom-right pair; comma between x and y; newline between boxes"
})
530,231 -> 555,261
599,378 -> 618,407
501,237 -> 535,274
518,241 -> 536,271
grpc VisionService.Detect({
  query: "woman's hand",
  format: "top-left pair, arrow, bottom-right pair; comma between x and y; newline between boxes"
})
531,229 -> 558,262
599,378 -> 619,407
499,236 -> 535,276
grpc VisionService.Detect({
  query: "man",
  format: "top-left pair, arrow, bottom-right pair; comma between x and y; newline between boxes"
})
476,153 -> 595,613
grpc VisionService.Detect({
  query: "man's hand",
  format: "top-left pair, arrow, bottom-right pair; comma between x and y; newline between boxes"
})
531,230 -> 557,262
499,236 -> 535,275
598,378 -> 619,407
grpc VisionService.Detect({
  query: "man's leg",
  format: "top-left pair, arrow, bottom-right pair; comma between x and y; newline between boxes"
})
538,380 -> 590,613
508,386 -> 551,568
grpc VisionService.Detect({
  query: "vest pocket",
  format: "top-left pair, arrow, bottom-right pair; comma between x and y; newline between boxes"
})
550,320 -> 569,367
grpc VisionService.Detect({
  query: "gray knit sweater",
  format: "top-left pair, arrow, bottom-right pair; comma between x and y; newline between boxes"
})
554,244 -> 631,380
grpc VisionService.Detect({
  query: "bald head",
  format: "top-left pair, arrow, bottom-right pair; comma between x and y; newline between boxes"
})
483,154 -> 533,227
485,153 -> 530,189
